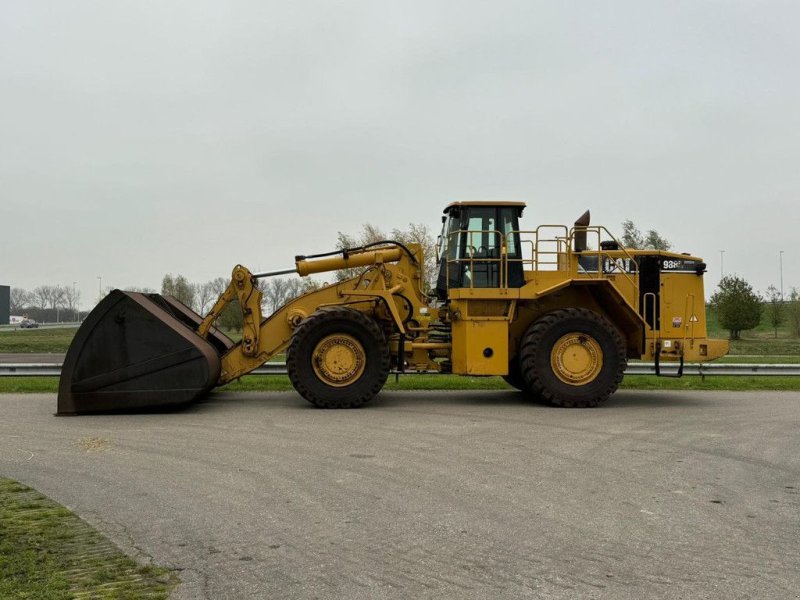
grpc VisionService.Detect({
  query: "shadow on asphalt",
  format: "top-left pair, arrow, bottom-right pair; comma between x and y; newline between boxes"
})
186,388 -> 712,413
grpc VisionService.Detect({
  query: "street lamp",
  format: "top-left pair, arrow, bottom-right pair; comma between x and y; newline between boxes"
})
97,276 -> 102,304
719,250 -> 725,280
73,281 -> 77,322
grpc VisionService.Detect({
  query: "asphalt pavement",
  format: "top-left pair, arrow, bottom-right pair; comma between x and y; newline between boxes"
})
0,352 -> 65,363
1,390 -> 798,599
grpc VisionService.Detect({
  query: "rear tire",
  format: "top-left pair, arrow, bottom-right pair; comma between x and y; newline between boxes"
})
286,307 -> 390,408
520,308 -> 626,408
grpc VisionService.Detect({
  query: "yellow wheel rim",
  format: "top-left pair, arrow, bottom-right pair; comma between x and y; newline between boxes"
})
550,333 -> 603,386
312,334 -> 366,387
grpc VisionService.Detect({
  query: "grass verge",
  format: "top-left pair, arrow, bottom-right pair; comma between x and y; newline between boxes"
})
0,328 -> 78,353
0,478 -> 177,599
5,373 -> 799,394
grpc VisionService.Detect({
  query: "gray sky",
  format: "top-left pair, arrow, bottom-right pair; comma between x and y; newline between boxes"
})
2,1 -> 798,308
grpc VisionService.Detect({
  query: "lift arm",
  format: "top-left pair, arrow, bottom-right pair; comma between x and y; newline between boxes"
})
205,245 -> 425,383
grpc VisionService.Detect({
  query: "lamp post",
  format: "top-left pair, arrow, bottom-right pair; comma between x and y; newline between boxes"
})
73,281 -> 77,322
97,276 -> 102,304
719,250 -> 725,280
780,251 -> 784,302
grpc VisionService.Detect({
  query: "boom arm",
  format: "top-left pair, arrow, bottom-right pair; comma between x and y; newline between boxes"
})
201,245 -> 425,384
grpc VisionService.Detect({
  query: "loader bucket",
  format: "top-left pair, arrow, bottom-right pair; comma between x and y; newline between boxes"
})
57,290 -> 233,415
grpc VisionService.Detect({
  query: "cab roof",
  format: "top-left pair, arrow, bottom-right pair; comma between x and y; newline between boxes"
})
443,201 -> 527,214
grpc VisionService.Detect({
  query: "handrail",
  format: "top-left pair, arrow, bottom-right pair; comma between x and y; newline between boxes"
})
443,226 -> 641,310
568,225 -> 640,311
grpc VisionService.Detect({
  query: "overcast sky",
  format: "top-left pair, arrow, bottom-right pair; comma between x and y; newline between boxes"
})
2,1 -> 798,308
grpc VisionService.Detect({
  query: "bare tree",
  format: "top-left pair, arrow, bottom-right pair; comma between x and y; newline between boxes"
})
286,278 -> 304,301
257,277 -> 307,314
334,224 -> 388,281
63,285 -> 81,320
31,286 -> 50,310
194,281 -> 218,315
208,277 -> 228,297
333,223 -> 436,290
765,285 -> 785,338
48,286 -> 67,312
10,288 -> 30,313
301,279 -> 322,294
390,222 -> 437,292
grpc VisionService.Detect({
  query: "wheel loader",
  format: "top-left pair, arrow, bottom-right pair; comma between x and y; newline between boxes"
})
57,201 -> 728,414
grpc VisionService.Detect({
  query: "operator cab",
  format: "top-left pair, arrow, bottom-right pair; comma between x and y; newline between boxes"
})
435,201 -> 526,301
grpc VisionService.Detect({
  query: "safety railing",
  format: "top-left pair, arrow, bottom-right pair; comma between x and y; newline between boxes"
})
443,229 -> 507,289
568,226 -> 640,311
443,225 -> 639,306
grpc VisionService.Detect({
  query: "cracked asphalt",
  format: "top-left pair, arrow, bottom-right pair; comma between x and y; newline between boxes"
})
1,389 -> 799,599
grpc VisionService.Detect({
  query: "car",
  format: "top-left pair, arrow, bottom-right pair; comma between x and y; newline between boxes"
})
19,319 -> 39,329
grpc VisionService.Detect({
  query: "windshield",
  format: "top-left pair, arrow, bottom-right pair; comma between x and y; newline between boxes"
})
437,213 -> 461,263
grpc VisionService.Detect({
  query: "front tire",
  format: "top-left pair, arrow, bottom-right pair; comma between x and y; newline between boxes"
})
286,307 -> 390,408
519,308 -> 626,408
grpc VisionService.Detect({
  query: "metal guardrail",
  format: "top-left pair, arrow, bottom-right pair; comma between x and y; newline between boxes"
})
0,322 -> 81,331
2,362 -> 799,377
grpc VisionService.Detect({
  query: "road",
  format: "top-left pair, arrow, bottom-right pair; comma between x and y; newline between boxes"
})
0,352 -> 65,363
1,390 -> 798,599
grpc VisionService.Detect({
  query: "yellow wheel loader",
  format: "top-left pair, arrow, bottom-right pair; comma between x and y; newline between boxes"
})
57,202 -> 728,414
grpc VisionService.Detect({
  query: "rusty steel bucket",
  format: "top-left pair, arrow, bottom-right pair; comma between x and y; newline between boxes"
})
57,290 -> 233,415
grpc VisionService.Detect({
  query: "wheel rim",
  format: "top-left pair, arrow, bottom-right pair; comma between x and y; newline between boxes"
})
550,333 -> 603,386
312,334 -> 366,387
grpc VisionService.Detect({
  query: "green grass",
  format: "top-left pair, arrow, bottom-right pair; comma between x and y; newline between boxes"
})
705,304 -> 800,355
619,375 -> 800,391
0,328 -> 78,353
717,355 -> 800,364
727,337 -> 800,356
0,478 -> 177,599
0,377 -> 60,393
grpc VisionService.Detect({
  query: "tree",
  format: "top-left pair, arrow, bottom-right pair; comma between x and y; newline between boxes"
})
334,222 -> 437,291
710,276 -> 763,340
260,277 -> 305,314
788,288 -> 800,337
161,274 -> 195,308
47,286 -> 66,312
10,288 -> 30,313
390,222 -> 438,293
194,281 -> 218,315
765,285 -> 785,338
621,220 -> 644,249
208,277 -> 228,296
620,220 -> 672,251
30,286 -> 50,310
217,299 -> 243,332
63,286 -> 81,321
300,279 -> 322,294
334,224 -> 388,281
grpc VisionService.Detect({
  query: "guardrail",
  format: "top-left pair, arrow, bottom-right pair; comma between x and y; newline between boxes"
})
2,363 -> 799,377
0,322 -> 81,331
